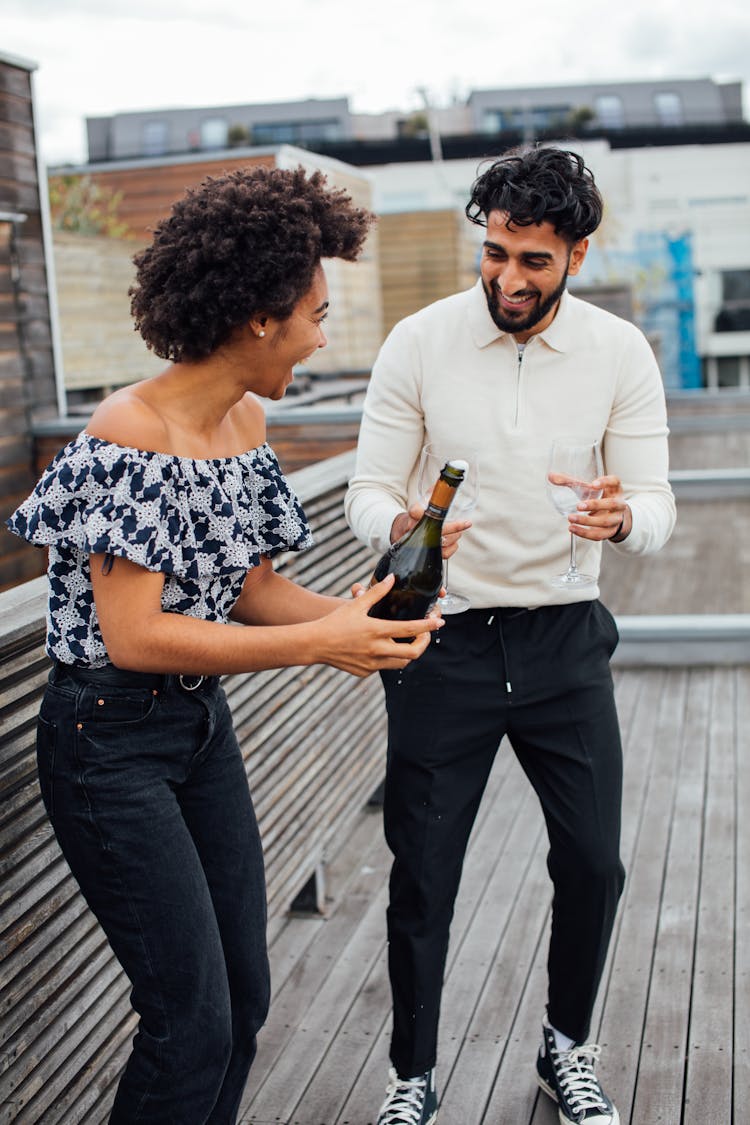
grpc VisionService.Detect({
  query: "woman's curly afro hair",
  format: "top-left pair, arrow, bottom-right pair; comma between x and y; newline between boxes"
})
129,165 -> 374,362
465,145 -> 603,245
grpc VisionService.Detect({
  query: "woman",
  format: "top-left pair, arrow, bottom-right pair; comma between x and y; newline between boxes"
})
6,166 -> 442,1123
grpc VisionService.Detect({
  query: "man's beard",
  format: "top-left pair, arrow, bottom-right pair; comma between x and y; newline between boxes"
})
483,270 -> 568,336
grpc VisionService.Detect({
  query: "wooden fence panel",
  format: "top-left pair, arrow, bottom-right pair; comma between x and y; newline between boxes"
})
0,56 -> 58,594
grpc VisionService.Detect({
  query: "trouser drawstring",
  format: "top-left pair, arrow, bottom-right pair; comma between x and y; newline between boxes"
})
487,612 -> 512,694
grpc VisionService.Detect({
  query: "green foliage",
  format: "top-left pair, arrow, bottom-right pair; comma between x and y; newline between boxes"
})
399,111 -> 430,138
49,175 -> 132,239
227,123 -> 251,148
567,105 -> 596,130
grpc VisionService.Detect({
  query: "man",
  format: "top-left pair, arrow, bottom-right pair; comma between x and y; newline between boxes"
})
345,146 -> 676,1125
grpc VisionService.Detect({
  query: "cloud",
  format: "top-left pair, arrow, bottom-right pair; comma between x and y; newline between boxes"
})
4,0 -> 749,164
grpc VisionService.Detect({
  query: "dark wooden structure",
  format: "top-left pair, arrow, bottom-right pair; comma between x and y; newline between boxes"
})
0,52 -> 59,593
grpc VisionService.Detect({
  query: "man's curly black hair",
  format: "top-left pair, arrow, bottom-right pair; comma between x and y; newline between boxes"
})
129,165 -> 374,362
465,146 -> 603,245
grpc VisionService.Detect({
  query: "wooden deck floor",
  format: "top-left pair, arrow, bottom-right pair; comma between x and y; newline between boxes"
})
238,663 -> 747,1125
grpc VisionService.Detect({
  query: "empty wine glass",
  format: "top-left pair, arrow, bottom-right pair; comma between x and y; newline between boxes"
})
417,442 -> 479,614
546,439 -> 603,589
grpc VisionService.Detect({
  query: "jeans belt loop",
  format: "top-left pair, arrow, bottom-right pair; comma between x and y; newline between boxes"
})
178,674 -> 205,692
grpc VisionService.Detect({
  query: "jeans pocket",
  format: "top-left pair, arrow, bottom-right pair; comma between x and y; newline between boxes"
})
79,685 -> 159,727
37,714 -> 57,818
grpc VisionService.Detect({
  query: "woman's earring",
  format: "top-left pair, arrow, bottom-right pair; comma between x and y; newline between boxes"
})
258,330 -> 265,338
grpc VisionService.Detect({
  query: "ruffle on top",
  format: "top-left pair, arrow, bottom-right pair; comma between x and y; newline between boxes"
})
6,432 -> 313,666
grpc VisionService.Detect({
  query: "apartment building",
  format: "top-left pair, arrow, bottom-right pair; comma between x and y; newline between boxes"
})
84,78 -> 745,165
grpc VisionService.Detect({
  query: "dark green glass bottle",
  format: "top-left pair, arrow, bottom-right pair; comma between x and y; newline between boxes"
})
367,460 -> 466,623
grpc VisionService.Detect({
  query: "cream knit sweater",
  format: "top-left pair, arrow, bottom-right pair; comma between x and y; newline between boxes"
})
345,282 -> 676,610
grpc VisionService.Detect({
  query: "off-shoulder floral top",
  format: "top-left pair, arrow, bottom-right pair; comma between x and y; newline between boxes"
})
6,432 -> 313,667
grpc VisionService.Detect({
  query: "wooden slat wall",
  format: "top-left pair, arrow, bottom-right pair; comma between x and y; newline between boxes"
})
76,154 -> 275,247
0,450 -> 384,1124
49,232 -> 163,394
378,209 -> 466,337
0,58 -> 58,593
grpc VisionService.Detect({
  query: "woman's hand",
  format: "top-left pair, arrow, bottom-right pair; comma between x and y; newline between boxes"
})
90,556 -> 440,679
390,505 -> 472,559
316,574 -> 443,677
568,474 -> 632,542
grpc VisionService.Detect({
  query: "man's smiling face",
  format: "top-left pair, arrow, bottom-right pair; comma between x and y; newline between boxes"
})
479,210 -> 588,342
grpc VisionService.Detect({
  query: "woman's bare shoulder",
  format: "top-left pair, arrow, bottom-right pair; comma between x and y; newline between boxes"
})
86,385 -> 170,452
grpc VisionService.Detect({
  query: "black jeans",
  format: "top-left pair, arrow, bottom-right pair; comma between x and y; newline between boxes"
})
37,664 -> 270,1123
381,600 -> 626,1078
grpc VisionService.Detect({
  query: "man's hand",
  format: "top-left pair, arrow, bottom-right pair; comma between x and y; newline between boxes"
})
568,475 -> 631,542
390,505 -> 473,559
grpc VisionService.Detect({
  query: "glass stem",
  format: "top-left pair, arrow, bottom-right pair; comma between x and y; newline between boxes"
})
569,531 -> 578,575
443,557 -> 450,592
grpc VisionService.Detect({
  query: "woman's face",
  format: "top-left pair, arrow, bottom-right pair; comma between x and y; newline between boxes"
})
260,265 -> 329,399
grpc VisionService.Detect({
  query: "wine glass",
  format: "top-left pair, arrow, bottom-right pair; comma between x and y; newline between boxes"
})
417,442 -> 479,614
546,439 -> 603,589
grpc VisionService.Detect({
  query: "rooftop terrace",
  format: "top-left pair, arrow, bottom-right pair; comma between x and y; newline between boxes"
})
1,393 -> 748,1123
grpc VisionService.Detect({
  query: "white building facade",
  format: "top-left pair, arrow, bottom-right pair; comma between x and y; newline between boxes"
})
366,138 -> 750,391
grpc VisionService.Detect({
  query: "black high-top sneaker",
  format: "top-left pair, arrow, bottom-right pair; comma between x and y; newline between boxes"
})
376,1066 -> 438,1125
536,1020 -> 620,1124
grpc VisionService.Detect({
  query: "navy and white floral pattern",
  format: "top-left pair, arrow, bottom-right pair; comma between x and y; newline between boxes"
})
6,432 -> 313,667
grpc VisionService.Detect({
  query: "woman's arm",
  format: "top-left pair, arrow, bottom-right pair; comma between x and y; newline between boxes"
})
90,555 -> 440,679
229,557 -> 340,626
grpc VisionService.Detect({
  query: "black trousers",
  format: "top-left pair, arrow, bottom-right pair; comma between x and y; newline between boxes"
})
381,600 -> 626,1078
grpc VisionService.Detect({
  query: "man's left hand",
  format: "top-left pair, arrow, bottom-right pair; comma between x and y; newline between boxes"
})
569,474 -> 631,542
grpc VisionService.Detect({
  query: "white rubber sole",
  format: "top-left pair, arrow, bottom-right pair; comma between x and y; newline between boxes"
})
536,1072 -> 620,1125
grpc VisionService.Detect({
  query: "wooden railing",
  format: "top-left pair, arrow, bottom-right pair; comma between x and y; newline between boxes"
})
0,450 -> 384,1123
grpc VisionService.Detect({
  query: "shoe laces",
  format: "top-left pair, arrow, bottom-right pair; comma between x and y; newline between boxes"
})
378,1067 -> 428,1125
551,1043 -> 610,1113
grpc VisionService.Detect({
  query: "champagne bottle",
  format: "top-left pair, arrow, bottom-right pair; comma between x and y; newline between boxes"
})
367,459 -> 467,624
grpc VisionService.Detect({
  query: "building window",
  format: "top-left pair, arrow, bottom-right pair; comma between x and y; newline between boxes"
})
251,118 -> 343,145
704,354 -> 750,390
482,110 -> 505,133
714,268 -> 750,332
722,269 -> 750,302
654,92 -> 683,126
594,95 -> 624,129
296,119 -> 343,142
482,105 -> 572,135
252,122 -> 297,144
142,121 -> 168,156
200,118 -> 228,150
717,357 -> 742,387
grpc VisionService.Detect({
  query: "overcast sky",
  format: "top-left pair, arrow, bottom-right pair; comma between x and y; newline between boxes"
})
5,0 -> 750,166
